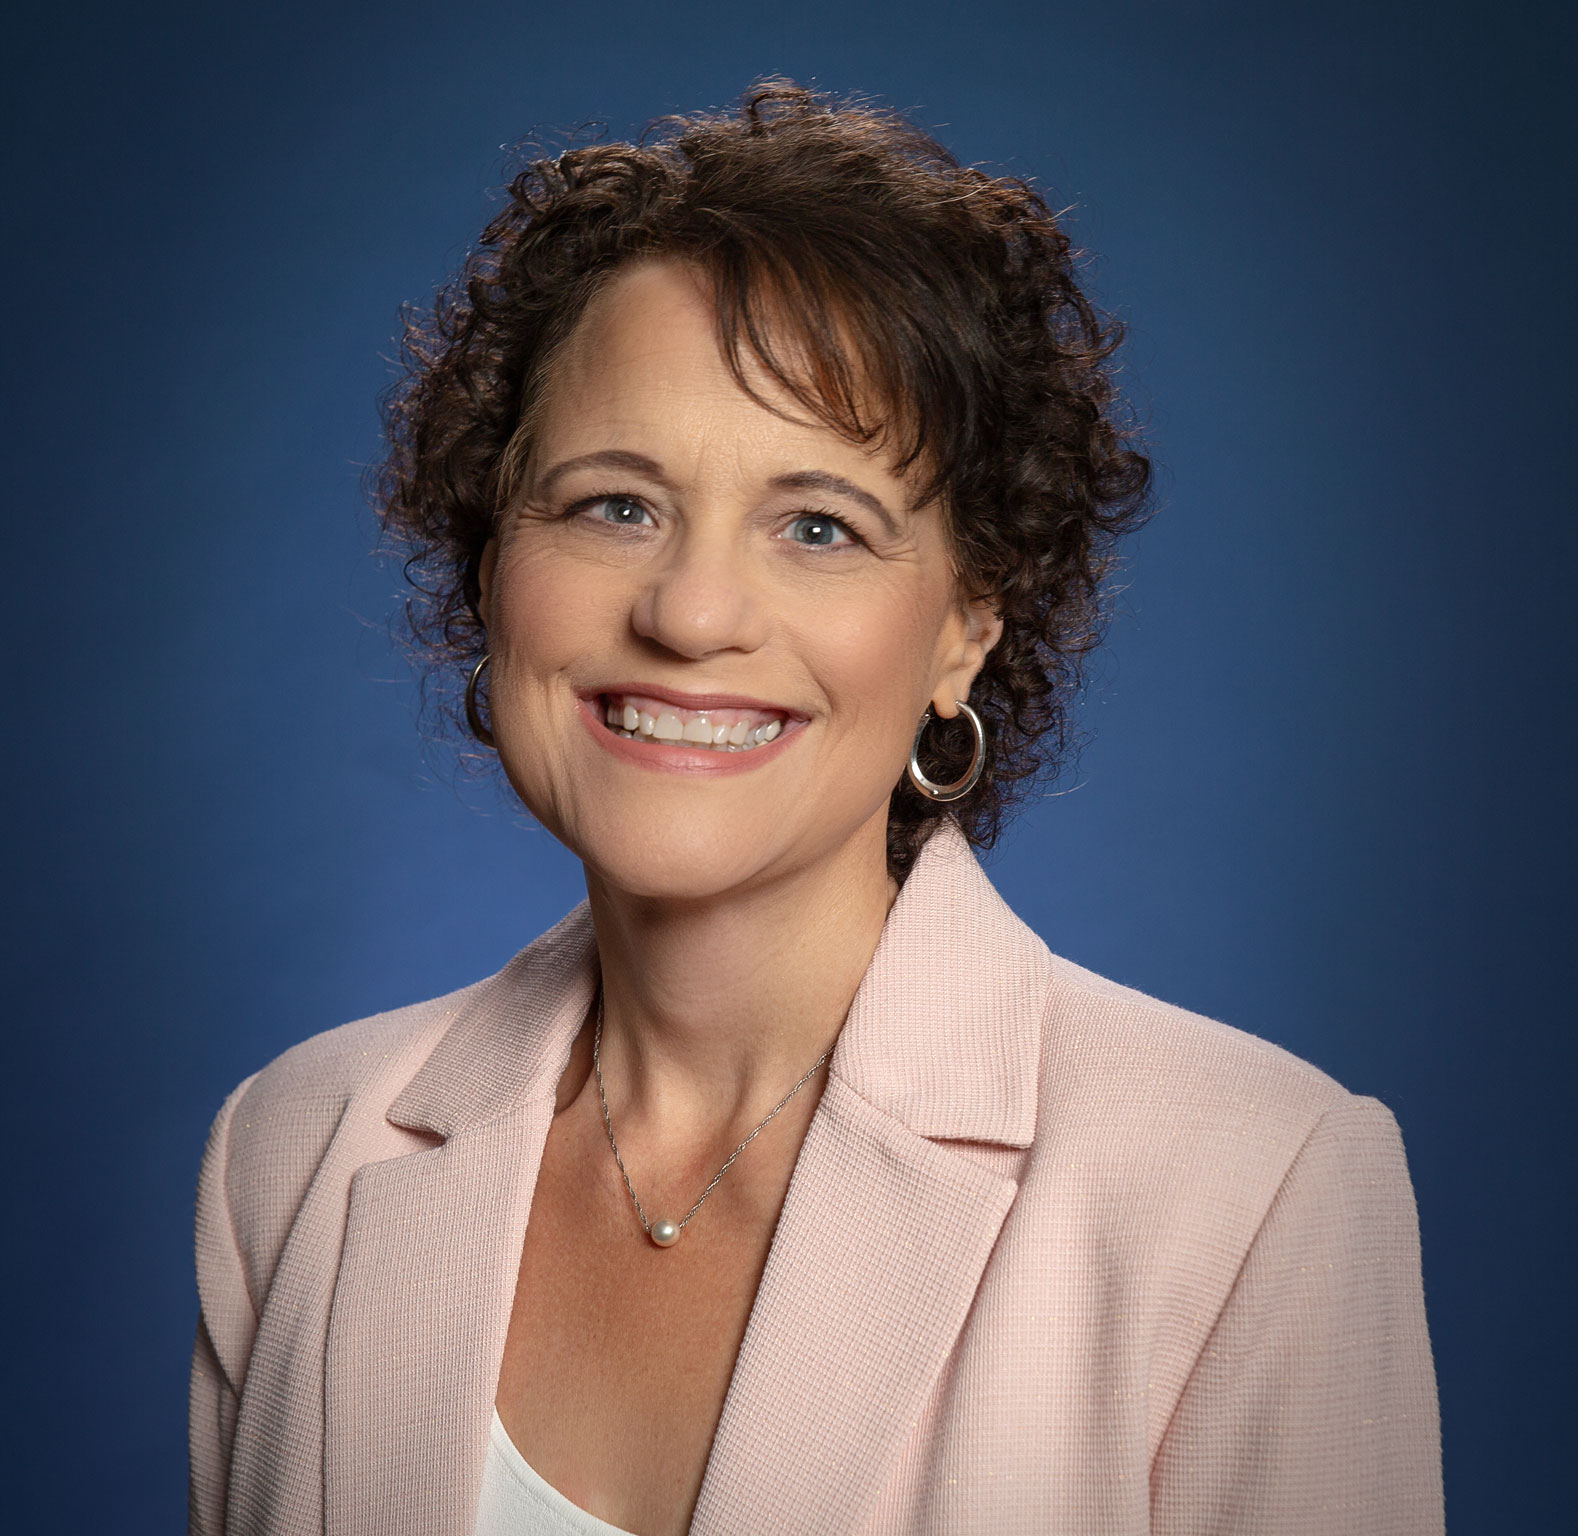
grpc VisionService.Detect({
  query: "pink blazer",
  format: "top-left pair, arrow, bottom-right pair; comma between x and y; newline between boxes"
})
189,819 -> 1443,1534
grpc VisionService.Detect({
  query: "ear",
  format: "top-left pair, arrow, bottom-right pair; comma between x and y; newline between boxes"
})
931,590 -> 1005,718
476,536 -> 500,634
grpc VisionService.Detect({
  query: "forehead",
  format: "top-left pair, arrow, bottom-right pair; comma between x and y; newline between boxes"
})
530,259 -> 919,496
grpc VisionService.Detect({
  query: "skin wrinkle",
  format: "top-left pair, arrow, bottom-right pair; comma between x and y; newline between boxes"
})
533,455 -> 906,540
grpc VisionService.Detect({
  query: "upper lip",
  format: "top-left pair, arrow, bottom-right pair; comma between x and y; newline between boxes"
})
583,683 -> 807,719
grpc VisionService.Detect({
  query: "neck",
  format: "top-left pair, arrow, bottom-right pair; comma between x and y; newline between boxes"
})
579,813 -> 899,1136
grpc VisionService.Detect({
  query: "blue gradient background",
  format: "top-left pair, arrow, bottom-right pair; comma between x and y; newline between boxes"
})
5,1 -> 1573,1528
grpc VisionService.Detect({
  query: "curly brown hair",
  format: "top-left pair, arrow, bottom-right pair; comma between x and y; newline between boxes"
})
376,79 -> 1153,882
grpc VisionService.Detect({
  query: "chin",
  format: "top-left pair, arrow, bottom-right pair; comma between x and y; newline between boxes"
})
579,834 -> 783,903
516,763 -> 893,902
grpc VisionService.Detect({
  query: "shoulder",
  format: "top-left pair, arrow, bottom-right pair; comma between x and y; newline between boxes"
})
1037,946 -> 1354,1128
223,984 -> 468,1177
198,982 -> 479,1311
1018,941 -> 1413,1282
197,898 -> 598,1311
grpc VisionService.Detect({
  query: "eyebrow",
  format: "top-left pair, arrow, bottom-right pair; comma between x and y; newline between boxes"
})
532,450 -> 667,499
768,471 -> 902,538
531,452 -> 903,538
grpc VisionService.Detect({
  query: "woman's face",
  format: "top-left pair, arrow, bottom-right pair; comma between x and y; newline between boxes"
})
480,258 -> 1000,901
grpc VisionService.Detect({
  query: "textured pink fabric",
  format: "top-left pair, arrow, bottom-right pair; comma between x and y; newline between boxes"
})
189,819 -> 1443,1534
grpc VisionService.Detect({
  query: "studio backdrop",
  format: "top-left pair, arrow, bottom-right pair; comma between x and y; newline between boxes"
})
4,1 -> 1573,1530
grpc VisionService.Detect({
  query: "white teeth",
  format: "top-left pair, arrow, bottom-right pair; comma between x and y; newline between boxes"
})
601,695 -> 789,753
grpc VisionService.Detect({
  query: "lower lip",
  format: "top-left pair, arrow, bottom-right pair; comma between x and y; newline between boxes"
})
577,696 -> 806,776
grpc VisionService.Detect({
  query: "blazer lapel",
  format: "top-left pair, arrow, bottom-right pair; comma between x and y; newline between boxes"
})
322,912 -> 600,1536
692,819 -> 1049,1534
689,1076 -> 1019,1535
324,1103 -> 551,1536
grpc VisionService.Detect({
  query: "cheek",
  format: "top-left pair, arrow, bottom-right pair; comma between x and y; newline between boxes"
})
805,582 -> 941,735
491,544 -> 597,675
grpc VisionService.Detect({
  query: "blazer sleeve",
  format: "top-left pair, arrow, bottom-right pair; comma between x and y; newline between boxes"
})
188,1073 -> 261,1536
1150,1094 -> 1444,1536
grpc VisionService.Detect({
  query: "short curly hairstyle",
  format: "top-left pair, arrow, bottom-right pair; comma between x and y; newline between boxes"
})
377,79 -> 1153,882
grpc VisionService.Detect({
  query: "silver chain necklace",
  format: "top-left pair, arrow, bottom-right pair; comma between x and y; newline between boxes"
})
591,988 -> 833,1247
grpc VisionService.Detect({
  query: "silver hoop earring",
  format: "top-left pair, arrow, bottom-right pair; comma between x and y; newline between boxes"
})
907,700 -> 986,803
464,653 -> 496,749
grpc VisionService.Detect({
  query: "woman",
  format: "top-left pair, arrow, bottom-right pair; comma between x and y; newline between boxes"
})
189,82 -> 1443,1535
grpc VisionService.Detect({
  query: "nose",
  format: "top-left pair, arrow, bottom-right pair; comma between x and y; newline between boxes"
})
629,520 -> 768,659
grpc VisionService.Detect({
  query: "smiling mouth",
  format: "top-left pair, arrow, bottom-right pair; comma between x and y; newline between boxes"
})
597,692 -> 789,753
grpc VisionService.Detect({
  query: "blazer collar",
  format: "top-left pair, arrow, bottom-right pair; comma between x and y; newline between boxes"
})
387,816 -> 1044,1149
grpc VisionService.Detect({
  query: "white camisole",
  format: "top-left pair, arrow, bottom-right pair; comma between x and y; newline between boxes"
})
474,1409 -> 639,1536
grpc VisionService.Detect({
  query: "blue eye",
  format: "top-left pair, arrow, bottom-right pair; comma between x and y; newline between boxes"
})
587,495 -> 653,527
786,514 -> 855,547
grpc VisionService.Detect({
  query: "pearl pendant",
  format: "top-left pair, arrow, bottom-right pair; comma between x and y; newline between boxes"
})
650,1219 -> 681,1247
